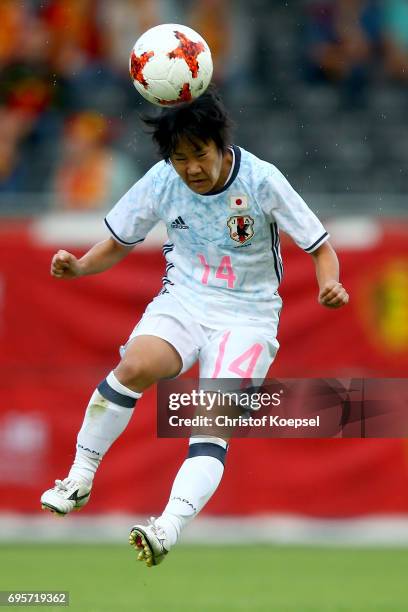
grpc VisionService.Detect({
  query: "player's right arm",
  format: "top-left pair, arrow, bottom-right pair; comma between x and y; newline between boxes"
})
51,238 -> 133,279
52,164 -> 161,279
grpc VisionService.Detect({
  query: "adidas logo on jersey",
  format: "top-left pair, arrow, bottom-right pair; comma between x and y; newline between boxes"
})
171,216 -> 189,229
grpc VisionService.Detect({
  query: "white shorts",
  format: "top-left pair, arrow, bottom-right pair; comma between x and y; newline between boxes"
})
122,293 -> 279,380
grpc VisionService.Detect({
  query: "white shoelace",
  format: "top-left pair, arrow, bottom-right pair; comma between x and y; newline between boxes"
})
148,517 -> 166,538
54,479 -> 73,492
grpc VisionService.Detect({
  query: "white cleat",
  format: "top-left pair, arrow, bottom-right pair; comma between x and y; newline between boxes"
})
129,518 -> 169,567
40,478 -> 91,516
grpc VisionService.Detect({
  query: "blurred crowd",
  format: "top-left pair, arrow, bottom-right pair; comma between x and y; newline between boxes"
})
0,0 -> 407,211
303,0 -> 408,104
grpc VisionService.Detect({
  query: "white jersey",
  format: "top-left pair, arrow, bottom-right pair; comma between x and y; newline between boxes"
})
105,145 -> 329,332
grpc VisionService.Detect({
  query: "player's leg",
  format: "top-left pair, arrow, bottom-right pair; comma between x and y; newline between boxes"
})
41,293 -> 202,516
40,335 -> 182,516
131,327 -> 278,566
130,435 -> 227,566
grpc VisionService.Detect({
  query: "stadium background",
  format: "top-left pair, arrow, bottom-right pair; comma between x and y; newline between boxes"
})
1,1 -> 408,610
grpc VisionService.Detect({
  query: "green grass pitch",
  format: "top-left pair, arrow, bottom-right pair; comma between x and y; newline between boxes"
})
1,544 -> 408,611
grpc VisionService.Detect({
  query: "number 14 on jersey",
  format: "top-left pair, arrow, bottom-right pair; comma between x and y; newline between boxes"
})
198,254 -> 236,289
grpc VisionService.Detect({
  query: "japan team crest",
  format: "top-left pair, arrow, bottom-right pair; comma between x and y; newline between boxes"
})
227,215 -> 254,244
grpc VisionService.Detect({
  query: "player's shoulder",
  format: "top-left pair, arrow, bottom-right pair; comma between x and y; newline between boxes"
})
237,146 -> 282,187
143,158 -> 172,183
144,158 -> 179,193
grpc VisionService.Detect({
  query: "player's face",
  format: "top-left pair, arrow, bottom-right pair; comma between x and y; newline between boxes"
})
170,137 -> 232,194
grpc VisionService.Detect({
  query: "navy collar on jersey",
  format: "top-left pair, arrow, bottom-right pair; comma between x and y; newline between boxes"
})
201,144 -> 241,197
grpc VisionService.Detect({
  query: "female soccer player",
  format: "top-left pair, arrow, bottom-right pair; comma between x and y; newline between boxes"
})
41,86 -> 349,566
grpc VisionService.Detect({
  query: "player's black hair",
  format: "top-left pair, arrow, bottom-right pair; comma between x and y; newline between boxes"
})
142,84 -> 234,162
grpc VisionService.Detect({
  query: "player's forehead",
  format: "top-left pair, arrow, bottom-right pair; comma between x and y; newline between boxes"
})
172,135 -> 213,156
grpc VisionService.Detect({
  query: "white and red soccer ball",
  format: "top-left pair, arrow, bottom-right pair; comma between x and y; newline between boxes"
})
129,24 -> 213,107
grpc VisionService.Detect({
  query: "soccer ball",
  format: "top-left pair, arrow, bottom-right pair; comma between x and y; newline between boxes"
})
129,23 -> 213,107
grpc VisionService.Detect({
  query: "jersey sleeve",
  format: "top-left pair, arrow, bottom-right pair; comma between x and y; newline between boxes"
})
260,168 -> 329,252
104,168 -> 159,246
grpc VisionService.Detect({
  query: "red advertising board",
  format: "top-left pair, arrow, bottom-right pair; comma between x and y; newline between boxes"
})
0,220 -> 407,515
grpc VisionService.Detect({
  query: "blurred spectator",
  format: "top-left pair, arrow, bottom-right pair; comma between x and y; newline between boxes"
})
41,0 -> 126,114
0,17 -> 61,126
50,111 -> 136,211
383,0 -> 408,82
303,0 -> 383,104
0,15 -> 67,191
0,138 -> 26,194
0,108 -> 29,193
188,0 -> 232,85
41,0 -> 105,61
100,0 -> 161,73
0,0 -> 27,68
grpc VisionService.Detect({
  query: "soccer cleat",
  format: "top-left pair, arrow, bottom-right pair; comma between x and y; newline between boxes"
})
129,517 -> 169,567
40,478 -> 91,516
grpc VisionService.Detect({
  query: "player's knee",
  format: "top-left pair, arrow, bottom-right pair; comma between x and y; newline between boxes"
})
115,358 -> 155,391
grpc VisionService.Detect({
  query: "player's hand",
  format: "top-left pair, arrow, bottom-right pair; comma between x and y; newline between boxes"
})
318,281 -> 349,309
51,250 -> 82,279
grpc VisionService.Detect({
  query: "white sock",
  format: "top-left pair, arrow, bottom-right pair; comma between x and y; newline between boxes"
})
155,437 -> 227,547
68,371 -> 141,484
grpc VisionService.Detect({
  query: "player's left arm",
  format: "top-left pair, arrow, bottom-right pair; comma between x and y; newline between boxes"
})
310,241 -> 349,309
